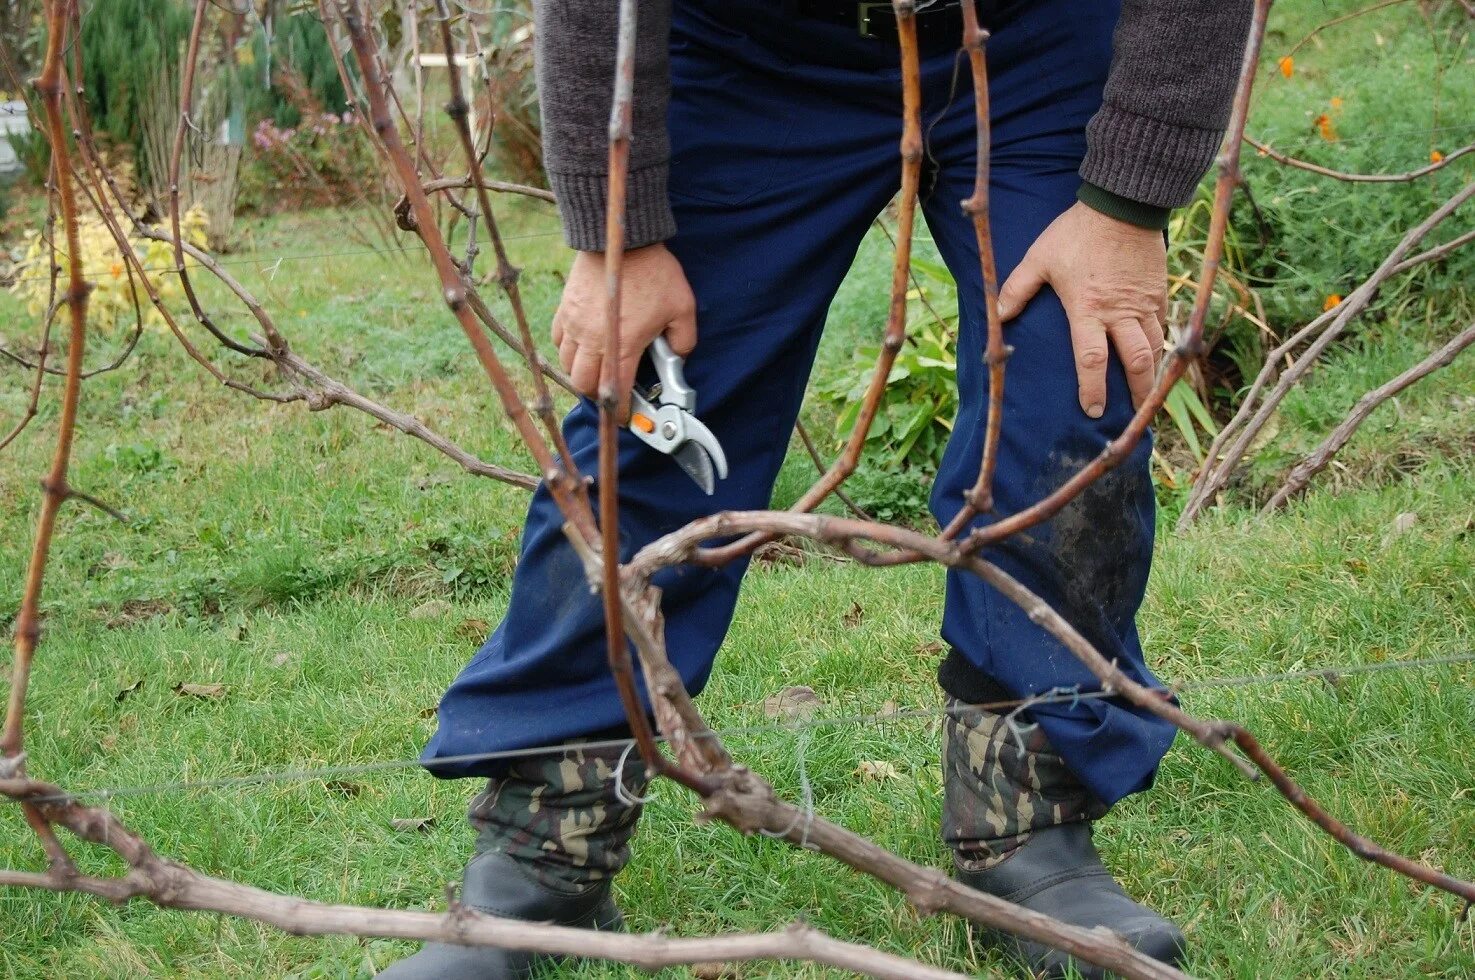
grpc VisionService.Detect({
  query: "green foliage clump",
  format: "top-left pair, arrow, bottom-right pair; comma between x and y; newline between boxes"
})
8,202 -> 209,333
236,110 -> 376,215
239,11 -> 350,129
813,256 -> 958,523
818,257 -> 959,473
0,0 -> 43,83
79,0 -> 191,186
1167,181 -> 1269,393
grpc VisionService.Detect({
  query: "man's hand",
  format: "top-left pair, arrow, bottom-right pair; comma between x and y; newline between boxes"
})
997,201 -> 1167,419
552,244 -> 697,418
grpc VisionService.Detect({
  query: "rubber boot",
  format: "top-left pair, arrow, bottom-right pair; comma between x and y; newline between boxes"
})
378,742 -> 649,979
942,697 -> 1185,979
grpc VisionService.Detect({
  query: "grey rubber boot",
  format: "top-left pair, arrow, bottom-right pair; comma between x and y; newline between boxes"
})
942,698 -> 1184,979
957,822 -> 1185,979
378,742 -> 649,979
376,849 -> 625,979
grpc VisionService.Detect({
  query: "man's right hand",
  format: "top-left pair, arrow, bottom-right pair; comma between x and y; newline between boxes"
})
552,244 -> 697,419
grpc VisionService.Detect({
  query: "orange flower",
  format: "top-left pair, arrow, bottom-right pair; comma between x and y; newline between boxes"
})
1430,149 -> 1444,164
1323,294 -> 1342,311
1314,113 -> 1338,142
1278,56 -> 1294,78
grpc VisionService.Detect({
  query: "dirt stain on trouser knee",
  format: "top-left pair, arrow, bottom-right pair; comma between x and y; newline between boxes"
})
1031,450 -> 1155,640
941,444 -> 1170,805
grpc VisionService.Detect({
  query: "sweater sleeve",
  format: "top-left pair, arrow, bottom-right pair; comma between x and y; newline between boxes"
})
534,0 -> 675,251
1079,0 -> 1255,209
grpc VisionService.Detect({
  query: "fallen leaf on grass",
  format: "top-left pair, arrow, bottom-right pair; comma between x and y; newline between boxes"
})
391,817 -> 436,833
325,780 -> 363,797
1247,413 -> 1281,454
456,618 -> 491,641
115,679 -> 144,702
855,760 -> 901,782
842,601 -> 864,628
692,963 -> 742,979
1278,55 -> 1294,78
105,598 -> 173,629
1381,511 -> 1418,547
172,682 -> 227,700
753,540 -> 808,568
915,640 -> 944,656
761,686 -> 822,720
409,599 -> 452,620
271,651 -> 293,667
877,700 -> 902,719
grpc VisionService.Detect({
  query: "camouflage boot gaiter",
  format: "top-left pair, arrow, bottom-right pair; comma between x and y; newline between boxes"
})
467,741 -> 651,893
942,697 -> 1108,872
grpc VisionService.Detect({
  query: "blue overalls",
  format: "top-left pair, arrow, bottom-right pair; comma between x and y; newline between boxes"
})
425,0 -> 1177,808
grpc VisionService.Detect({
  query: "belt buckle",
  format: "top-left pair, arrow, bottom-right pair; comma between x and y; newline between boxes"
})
857,0 -> 890,37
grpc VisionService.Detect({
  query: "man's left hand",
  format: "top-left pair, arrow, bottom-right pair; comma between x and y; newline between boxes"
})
996,201 -> 1167,419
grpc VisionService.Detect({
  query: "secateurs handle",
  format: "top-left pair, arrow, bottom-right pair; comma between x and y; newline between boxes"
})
648,336 -> 696,412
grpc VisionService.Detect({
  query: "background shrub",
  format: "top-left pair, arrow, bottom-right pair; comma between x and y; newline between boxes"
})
239,10 -> 351,130
79,0 -> 191,189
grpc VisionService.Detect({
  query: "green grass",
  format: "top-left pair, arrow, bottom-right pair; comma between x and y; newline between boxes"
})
3,1 -> 1475,976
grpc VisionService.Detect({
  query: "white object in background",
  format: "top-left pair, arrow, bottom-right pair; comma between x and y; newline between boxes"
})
415,52 -> 483,139
0,100 -> 31,175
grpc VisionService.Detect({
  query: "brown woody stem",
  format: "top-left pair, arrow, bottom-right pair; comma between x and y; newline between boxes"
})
0,776 -> 970,980
1261,321 -> 1475,510
333,0 -> 593,541
2,0 -> 91,876
597,0 -> 667,773
434,0 -> 584,492
1180,177 -> 1475,525
941,0 -> 1007,531
628,508 -> 1475,907
3,0 -> 89,762
1245,136 -> 1474,183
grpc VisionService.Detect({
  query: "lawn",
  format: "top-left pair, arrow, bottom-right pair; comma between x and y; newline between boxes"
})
2,1 -> 1474,977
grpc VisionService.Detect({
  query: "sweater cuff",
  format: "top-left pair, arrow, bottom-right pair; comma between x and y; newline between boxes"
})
547,166 -> 677,253
1076,182 -> 1171,231
1079,103 -> 1224,210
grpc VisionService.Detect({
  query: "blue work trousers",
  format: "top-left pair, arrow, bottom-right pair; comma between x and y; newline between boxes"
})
425,0 -> 1177,807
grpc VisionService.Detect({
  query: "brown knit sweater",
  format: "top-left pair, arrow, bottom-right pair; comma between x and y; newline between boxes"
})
535,0 -> 1255,251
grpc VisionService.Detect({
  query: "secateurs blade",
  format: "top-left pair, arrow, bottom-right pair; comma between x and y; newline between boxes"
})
627,337 -> 729,495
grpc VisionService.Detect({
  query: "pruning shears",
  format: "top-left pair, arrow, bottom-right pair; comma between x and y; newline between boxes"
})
627,337 -> 729,495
